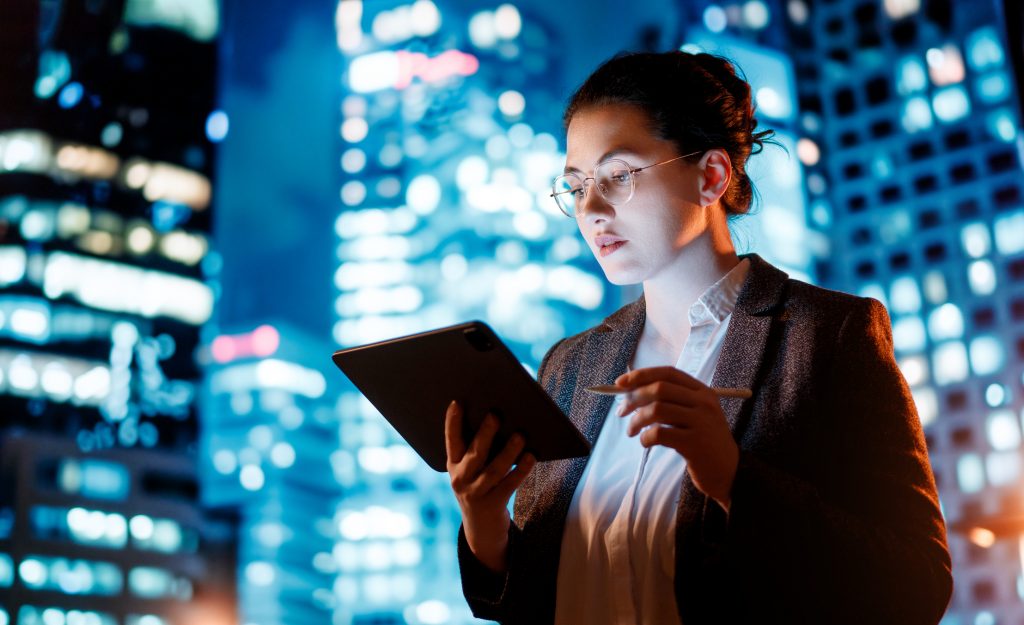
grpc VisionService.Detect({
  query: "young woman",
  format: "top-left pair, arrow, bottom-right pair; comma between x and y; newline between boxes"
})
444,51 -> 953,624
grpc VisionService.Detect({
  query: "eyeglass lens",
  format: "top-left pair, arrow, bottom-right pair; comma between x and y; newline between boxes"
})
552,160 -> 634,216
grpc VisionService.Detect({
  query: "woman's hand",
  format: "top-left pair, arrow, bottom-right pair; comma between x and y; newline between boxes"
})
445,400 -> 536,573
615,367 -> 739,512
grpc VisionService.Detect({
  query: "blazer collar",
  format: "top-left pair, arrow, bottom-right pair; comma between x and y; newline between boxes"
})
566,251 -> 789,446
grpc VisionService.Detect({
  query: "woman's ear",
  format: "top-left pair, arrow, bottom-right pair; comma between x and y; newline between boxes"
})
696,149 -> 732,208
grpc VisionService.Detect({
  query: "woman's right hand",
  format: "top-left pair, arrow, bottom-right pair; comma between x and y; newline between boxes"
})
445,400 -> 536,574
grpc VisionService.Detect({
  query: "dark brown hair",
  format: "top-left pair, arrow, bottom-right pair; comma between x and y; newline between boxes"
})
564,50 -> 777,216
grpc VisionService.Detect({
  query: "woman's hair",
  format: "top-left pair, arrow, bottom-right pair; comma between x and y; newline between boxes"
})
563,50 -> 777,217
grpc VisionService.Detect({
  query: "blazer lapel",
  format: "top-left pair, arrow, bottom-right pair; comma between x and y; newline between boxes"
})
711,253 -> 790,435
549,297 -> 646,505
676,253 -> 789,557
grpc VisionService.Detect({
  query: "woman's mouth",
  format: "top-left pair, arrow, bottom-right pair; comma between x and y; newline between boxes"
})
599,240 -> 626,257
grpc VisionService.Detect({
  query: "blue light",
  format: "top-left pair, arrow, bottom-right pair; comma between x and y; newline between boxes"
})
58,82 -> 84,109
966,26 -> 1004,71
901,97 -> 933,132
703,6 -> 727,33
34,50 -> 71,99
897,56 -> 927,95
205,110 -> 229,142
986,108 -> 1017,142
957,453 -> 985,493
975,72 -> 1010,104
931,86 -> 971,123
993,210 -> 1024,256
892,315 -> 926,353
150,202 -> 191,232
970,335 -> 1005,376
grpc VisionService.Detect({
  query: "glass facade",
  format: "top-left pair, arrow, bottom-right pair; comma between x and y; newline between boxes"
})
0,1 -> 232,624
1,0 -> 1023,624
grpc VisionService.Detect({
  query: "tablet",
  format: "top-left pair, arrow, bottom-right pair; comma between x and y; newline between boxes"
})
331,320 -> 591,472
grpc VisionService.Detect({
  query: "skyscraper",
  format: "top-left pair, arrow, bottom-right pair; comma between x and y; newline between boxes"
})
679,0 -> 1024,621
0,2 -> 230,623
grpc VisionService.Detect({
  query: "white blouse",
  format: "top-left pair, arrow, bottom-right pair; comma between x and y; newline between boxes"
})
553,258 -> 750,624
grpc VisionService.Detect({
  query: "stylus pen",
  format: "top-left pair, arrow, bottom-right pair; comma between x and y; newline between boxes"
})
586,385 -> 753,399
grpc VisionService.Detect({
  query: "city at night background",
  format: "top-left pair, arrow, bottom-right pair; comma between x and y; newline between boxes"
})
0,0 -> 1022,623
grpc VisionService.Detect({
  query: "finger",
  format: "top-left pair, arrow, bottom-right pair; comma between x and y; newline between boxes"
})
474,433 -> 526,492
639,424 -> 690,451
463,413 -> 500,477
617,380 -> 702,416
627,402 -> 700,437
493,453 -> 536,502
445,400 -> 466,467
615,366 -> 703,391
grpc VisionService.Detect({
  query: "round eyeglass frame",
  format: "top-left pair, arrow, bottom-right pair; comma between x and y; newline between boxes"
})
549,150 -> 704,217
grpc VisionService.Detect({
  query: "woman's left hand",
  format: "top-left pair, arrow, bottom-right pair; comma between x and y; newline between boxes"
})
615,366 -> 739,513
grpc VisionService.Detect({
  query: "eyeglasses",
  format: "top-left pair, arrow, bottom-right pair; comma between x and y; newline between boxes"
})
549,151 -> 703,217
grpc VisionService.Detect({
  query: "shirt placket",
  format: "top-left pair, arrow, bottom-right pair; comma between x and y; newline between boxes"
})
606,393 -> 643,624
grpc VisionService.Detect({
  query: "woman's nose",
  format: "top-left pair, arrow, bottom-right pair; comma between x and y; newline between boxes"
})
578,184 -> 613,222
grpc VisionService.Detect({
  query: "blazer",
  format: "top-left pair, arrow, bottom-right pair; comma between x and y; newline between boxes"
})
457,253 -> 953,624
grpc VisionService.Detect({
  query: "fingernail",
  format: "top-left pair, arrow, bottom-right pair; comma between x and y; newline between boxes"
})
448,400 -> 456,410
616,404 -> 625,416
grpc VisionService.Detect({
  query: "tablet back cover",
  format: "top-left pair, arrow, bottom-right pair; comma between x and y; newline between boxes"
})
331,321 -> 589,472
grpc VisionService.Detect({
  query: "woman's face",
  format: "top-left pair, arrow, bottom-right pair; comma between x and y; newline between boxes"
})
564,104 -> 709,286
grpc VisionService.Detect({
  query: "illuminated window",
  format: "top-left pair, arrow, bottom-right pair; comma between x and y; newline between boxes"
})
966,26 -> 1005,71
889,276 -> 922,313
976,72 -> 1010,104
928,303 -> 963,341
893,316 -> 926,352
128,566 -> 192,599
987,410 -> 1020,450
18,555 -> 123,596
926,44 -> 965,86
341,148 -> 366,174
970,335 -> 1005,376
912,386 -> 938,427
986,383 -> 1008,407
59,459 -> 129,500
703,5 -> 727,32
932,86 -> 971,123
932,341 -> 968,385
901,97 -> 933,132
961,223 -> 992,258
922,271 -> 947,304
994,210 -> 1024,256
986,108 -> 1017,142
967,260 -> 997,296
957,453 -> 985,493
986,451 -> 1020,485
0,553 -> 12,587
884,0 -> 920,19
897,57 -> 927,96
898,355 -> 929,386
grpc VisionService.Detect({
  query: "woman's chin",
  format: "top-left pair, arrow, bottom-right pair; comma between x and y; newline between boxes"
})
600,264 -> 645,286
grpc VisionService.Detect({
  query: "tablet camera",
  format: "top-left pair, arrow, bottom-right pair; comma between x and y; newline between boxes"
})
463,326 -> 495,352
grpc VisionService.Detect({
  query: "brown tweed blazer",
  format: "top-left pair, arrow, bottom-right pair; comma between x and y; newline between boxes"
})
458,252 -> 953,624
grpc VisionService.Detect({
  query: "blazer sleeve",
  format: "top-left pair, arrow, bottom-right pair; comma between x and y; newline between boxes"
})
722,297 -> 953,624
456,338 -> 566,621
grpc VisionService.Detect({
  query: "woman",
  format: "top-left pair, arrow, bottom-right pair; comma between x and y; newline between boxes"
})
444,51 -> 952,624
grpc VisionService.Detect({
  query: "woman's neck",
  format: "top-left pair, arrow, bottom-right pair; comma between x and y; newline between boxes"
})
641,231 -> 740,358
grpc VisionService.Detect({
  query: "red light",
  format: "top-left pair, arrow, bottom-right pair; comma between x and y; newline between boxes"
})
211,336 -> 236,363
394,49 -> 479,90
211,325 -> 280,363
251,325 -> 280,357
